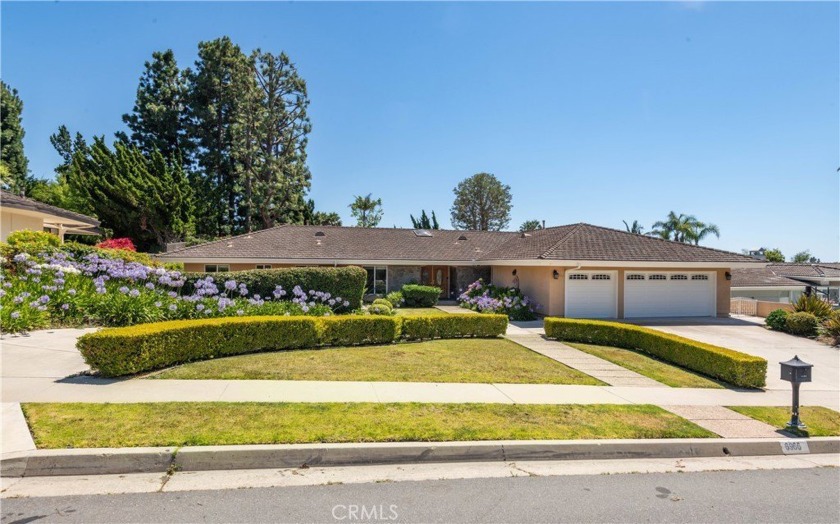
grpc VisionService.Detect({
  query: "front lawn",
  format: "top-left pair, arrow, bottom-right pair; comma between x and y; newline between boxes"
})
566,343 -> 725,389
152,338 -> 603,385
727,406 -> 840,437
394,308 -> 450,317
21,402 -> 716,448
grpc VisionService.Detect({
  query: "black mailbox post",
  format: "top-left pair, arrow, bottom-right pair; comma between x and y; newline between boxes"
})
779,355 -> 813,429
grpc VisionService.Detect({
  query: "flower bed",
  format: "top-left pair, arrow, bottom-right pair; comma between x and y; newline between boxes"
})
0,250 -> 353,333
458,279 -> 536,320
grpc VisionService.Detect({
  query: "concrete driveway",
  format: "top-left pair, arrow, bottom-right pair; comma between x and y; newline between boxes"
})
632,317 -> 839,392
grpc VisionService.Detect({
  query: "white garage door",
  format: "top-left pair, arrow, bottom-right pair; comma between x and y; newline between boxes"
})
565,271 -> 618,318
624,272 -> 716,318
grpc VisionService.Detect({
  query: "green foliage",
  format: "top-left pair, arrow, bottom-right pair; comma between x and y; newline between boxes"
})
765,309 -> 789,331
410,210 -> 439,230
763,248 -> 784,262
401,284 -> 441,307
320,315 -> 400,345
372,298 -> 393,308
519,220 -> 543,232
401,314 -> 508,341
184,266 -> 366,310
784,312 -> 818,337
622,219 -> 644,235
386,291 -> 403,308
78,313 -> 504,376
450,173 -> 512,231
5,230 -> 61,250
544,318 -> 767,388
0,81 -> 30,193
78,317 -> 322,376
792,294 -> 833,320
457,279 -> 536,320
791,250 -> 818,263
822,313 -> 840,344
650,211 -> 720,245
301,199 -> 342,226
68,138 -> 194,250
367,304 -> 393,316
349,193 -> 383,228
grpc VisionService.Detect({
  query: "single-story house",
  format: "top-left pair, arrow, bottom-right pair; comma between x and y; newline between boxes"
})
1,190 -> 100,242
731,263 -> 840,304
159,223 -> 760,319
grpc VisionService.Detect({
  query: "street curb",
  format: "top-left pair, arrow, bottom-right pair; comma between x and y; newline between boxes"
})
2,437 -> 838,477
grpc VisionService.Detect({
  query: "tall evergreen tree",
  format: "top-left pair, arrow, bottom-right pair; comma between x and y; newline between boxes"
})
450,173 -> 512,231
185,37 -> 254,236
0,81 -> 30,193
350,193 -> 383,228
118,50 -> 190,163
68,137 -> 194,249
410,210 -> 439,229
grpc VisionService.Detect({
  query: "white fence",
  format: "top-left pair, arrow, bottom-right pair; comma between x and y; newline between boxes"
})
730,297 -> 757,316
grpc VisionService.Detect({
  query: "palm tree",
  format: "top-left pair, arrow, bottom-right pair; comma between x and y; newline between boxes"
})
622,219 -> 644,235
650,211 -> 720,245
349,193 -> 383,228
687,221 -> 720,245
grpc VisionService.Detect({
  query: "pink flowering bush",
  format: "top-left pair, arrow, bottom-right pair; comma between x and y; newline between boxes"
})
96,238 -> 137,252
458,279 -> 536,320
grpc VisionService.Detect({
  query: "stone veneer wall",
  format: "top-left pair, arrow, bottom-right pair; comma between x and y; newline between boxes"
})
387,266 -> 421,292
453,266 -> 491,296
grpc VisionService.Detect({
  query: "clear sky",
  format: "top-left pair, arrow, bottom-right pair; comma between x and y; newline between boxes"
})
2,1 -> 838,261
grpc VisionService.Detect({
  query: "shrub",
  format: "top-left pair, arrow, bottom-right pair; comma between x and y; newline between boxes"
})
372,298 -> 393,308
458,279 -> 536,320
96,238 -> 137,251
367,304 -> 393,316
792,294 -> 834,320
544,318 -> 767,388
401,284 -> 441,307
386,291 -> 403,308
785,312 -> 819,337
765,309 -> 789,331
184,266 -> 366,311
319,315 -> 400,346
5,230 -> 61,249
822,313 -> 840,345
78,317 -> 321,376
401,313 -> 508,341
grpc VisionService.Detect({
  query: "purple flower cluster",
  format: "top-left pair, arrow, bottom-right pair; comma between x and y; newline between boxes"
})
458,278 -> 536,321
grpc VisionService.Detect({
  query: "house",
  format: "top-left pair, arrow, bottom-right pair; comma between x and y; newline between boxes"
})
731,263 -> 840,304
1,190 -> 100,242
158,222 -> 761,319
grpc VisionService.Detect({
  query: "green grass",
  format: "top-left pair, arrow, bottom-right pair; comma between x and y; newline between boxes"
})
21,402 -> 717,448
151,338 -> 603,385
393,308 -> 450,317
728,406 -> 840,437
566,343 -> 725,389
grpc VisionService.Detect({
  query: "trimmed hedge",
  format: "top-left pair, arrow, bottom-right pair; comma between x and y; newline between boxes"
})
183,266 -> 366,310
320,316 -> 401,346
77,317 -> 321,377
401,284 -> 442,307
79,313 -> 509,376
401,314 -> 508,341
785,312 -> 818,337
544,318 -> 767,388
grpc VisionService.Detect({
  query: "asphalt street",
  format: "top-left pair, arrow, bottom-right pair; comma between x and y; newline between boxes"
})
2,467 -> 839,523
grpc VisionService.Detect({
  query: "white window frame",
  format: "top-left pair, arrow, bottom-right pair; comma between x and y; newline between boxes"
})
364,266 -> 388,295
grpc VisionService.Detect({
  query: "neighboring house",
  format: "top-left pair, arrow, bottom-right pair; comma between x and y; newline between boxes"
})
159,223 -> 760,319
731,263 -> 840,304
0,190 -> 100,242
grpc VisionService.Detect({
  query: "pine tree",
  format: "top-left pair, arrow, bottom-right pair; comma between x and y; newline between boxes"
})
0,81 -> 30,193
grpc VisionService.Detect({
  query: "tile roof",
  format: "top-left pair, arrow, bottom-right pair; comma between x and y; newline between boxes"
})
731,263 -> 840,288
160,222 -> 758,265
730,268 -> 806,288
766,263 -> 840,279
1,190 -> 100,227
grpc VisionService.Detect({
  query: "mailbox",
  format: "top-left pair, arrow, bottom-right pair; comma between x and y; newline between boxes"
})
779,355 -> 813,430
780,355 -> 813,383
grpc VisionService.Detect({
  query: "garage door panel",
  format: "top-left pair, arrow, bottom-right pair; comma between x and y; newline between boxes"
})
565,271 -> 617,319
624,272 -> 715,318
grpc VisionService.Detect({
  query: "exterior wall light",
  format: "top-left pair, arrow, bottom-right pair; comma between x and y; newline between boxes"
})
512,269 -> 517,276
553,270 -> 560,280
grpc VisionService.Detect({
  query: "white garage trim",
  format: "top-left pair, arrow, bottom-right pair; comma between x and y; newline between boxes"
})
624,271 -> 716,318
565,270 -> 618,319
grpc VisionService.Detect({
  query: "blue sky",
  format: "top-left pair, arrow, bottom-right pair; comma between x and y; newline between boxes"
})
2,1 -> 838,260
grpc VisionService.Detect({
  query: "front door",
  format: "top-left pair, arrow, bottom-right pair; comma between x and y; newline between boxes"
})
421,266 -> 449,298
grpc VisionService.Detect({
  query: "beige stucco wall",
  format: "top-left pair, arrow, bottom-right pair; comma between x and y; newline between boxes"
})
492,265 -> 732,318
756,300 -> 793,317
0,211 -> 44,242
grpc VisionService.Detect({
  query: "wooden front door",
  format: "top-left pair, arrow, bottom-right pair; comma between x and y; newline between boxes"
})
421,266 -> 449,298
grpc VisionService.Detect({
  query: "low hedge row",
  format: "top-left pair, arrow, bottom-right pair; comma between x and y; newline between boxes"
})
79,313 -> 508,377
183,266 -> 367,310
543,318 -> 767,388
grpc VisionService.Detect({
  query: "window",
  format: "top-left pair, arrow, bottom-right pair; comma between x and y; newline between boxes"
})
204,264 -> 230,273
569,274 -> 588,280
691,274 -> 709,281
649,274 -> 667,281
670,274 -> 688,280
365,266 -> 387,295
592,274 -> 611,280
627,274 -> 645,280
255,264 -> 272,270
